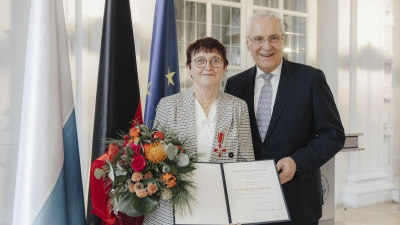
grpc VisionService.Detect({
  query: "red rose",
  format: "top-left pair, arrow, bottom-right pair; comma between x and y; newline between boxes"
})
131,155 -> 146,172
107,143 -> 120,160
152,131 -> 165,140
130,143 -> 142,155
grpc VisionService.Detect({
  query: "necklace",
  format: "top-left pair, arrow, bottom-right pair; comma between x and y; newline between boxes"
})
203,105 -> 212,116
194,93 -> 217,117
198,99 -> 215,117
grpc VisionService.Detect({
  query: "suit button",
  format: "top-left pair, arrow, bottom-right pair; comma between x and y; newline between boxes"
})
228,152 -> 234,158
263,150 -> 267,154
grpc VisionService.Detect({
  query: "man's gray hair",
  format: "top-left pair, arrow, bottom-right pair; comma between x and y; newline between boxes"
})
247,10 -> 286,35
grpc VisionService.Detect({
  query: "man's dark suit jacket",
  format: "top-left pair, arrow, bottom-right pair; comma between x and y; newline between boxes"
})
225,58 -> 345,225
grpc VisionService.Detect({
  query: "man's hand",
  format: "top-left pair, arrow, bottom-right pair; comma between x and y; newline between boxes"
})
276,157 -> 296,184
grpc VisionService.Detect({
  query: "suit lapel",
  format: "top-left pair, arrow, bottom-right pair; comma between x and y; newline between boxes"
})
210,92 -> 233,162
177,87 -> 197,151
243,66 -> 260,141
263,58 -> 296,144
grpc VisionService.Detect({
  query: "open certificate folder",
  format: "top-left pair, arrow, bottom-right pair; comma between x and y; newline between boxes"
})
174,160 -> 290,225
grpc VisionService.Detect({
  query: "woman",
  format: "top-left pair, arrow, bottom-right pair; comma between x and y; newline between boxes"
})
143,37 -> 254,225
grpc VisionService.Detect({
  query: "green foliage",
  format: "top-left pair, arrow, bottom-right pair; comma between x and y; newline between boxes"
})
141,178 -> 157,185
176,153 -> 189,167
167,145 -> 178,160
131,194 -> 159,215
94,168 -> 104,179
171,175 -> 197,217
176,166 -> 196,174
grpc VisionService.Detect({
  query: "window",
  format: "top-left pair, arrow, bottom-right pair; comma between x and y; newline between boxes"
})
175,0 -> 206,66
212,5 -> 241,67
175,0 -> 314,90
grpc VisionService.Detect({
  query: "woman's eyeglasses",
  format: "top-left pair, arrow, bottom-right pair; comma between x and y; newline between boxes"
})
192,58 -> 223,68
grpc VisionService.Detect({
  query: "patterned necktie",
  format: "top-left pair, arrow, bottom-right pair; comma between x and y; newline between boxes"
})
256,73 -> 273,142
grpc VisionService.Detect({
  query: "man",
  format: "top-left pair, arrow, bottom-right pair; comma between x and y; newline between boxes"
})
225,11 -> 345,225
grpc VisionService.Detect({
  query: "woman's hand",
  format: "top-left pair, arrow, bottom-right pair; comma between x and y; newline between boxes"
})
229,223 -> 241,225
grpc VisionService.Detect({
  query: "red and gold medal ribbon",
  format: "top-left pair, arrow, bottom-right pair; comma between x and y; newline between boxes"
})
213,132 -> 226,157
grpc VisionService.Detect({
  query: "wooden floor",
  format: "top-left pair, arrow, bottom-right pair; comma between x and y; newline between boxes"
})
335,202 -> 400,225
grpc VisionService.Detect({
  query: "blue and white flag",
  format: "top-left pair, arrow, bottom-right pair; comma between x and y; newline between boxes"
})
144,0 -> 180,126
12,0 -> 85,224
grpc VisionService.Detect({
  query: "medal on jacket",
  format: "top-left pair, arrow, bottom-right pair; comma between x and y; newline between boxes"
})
213,132 -> 226,157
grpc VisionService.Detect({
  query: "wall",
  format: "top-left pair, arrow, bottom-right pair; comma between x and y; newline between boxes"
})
318,0 -> 351,206
319,0 -> 399,207
0,0 -> 30,224
392,0 -> 400,202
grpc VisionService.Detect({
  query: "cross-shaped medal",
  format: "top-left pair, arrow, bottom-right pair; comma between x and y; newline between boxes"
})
213,132 -> 226,157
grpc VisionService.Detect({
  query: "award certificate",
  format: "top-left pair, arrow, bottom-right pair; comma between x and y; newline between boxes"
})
174,160 -> 290,225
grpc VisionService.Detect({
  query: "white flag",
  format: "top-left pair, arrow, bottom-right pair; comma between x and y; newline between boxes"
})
12,0 -> 85,224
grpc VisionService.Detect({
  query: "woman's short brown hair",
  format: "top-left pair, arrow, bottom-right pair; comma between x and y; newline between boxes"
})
186,37 -> 228,69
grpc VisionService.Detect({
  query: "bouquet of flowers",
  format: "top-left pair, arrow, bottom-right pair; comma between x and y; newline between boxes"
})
93,123 -> 197,217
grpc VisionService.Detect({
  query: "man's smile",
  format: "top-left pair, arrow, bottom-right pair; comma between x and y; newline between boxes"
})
259,53 -> 275,57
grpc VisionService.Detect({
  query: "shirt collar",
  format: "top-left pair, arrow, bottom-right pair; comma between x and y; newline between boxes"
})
255,59 -> 283,78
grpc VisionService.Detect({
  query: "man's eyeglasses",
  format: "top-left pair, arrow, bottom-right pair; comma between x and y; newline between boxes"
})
247,35 -> 284,45
192,58 -> 223,68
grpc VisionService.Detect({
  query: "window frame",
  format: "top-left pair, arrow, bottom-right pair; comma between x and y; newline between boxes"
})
175,0 -> 317,89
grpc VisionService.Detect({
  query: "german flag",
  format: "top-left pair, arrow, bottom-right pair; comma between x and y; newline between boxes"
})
87,0 -> 143,224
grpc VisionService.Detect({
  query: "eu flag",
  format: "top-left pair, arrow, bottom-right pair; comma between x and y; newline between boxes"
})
144,0 -> 180,126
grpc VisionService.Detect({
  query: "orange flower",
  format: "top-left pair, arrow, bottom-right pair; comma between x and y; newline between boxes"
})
129,127 -> 141,140
162,172 -> 177,188
144,142 -> 167,163
135,188 -> 148,198
129,183 -> 136,193
144,171 -> 153,179
134,182 -> 140,191
128,137 -> 140,144
152,131 -> 165,140
131,172 -> 143,182
143,143 -> 150,152
129,182 -> 141,193
107,143 -> 120,160
146,183 -> 158,195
